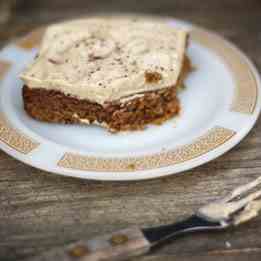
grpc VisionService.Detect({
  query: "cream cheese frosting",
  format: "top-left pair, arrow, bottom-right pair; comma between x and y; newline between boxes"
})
21,16 -> 188,105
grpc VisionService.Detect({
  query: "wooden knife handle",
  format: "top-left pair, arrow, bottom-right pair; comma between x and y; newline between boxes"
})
29,227 -> 151,261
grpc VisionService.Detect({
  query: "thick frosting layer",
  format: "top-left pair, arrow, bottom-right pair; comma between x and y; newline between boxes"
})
21,16 -> 188,105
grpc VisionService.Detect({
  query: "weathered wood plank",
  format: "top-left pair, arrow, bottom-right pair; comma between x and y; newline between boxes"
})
0,1 -> 261,261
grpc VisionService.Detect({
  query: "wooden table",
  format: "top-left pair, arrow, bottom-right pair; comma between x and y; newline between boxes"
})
1,1 -> 261,260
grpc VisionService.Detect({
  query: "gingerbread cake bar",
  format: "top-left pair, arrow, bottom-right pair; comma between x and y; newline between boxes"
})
21,17 -> 191,131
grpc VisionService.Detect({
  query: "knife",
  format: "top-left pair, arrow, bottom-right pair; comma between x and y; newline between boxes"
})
28,176 -> 261,261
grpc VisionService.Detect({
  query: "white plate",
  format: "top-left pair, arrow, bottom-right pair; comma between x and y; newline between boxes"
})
0,18 -> 260,181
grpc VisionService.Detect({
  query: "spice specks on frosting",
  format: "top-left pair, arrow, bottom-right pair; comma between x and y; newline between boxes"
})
48,58 -> 61,65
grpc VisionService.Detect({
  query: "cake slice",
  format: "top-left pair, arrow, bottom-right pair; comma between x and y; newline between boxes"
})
21,17 -> 191,132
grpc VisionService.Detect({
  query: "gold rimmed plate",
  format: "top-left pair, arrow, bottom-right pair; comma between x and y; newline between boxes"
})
0,17 -> 260,180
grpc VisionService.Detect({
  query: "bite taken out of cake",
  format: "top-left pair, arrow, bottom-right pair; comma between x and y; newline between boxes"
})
21,16 -> 192,132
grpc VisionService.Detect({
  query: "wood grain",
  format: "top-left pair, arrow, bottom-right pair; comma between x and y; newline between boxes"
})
0,1 -> 261,261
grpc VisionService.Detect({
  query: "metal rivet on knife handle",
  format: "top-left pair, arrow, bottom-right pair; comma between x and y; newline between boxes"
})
68,245 -> 90,258
110,234 -> 129,246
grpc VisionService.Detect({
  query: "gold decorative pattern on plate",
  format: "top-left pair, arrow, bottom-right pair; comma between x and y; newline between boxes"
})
0,60 -> 11,79
191,28 -> 257,114
58,126 -> 236,172
0,114 -> 39,154
0,60 -> 39,154
16,28 -> 46,50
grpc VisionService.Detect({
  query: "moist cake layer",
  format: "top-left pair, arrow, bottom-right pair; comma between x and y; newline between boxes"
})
20,16 -> 188,105
22,56 -> 191,132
